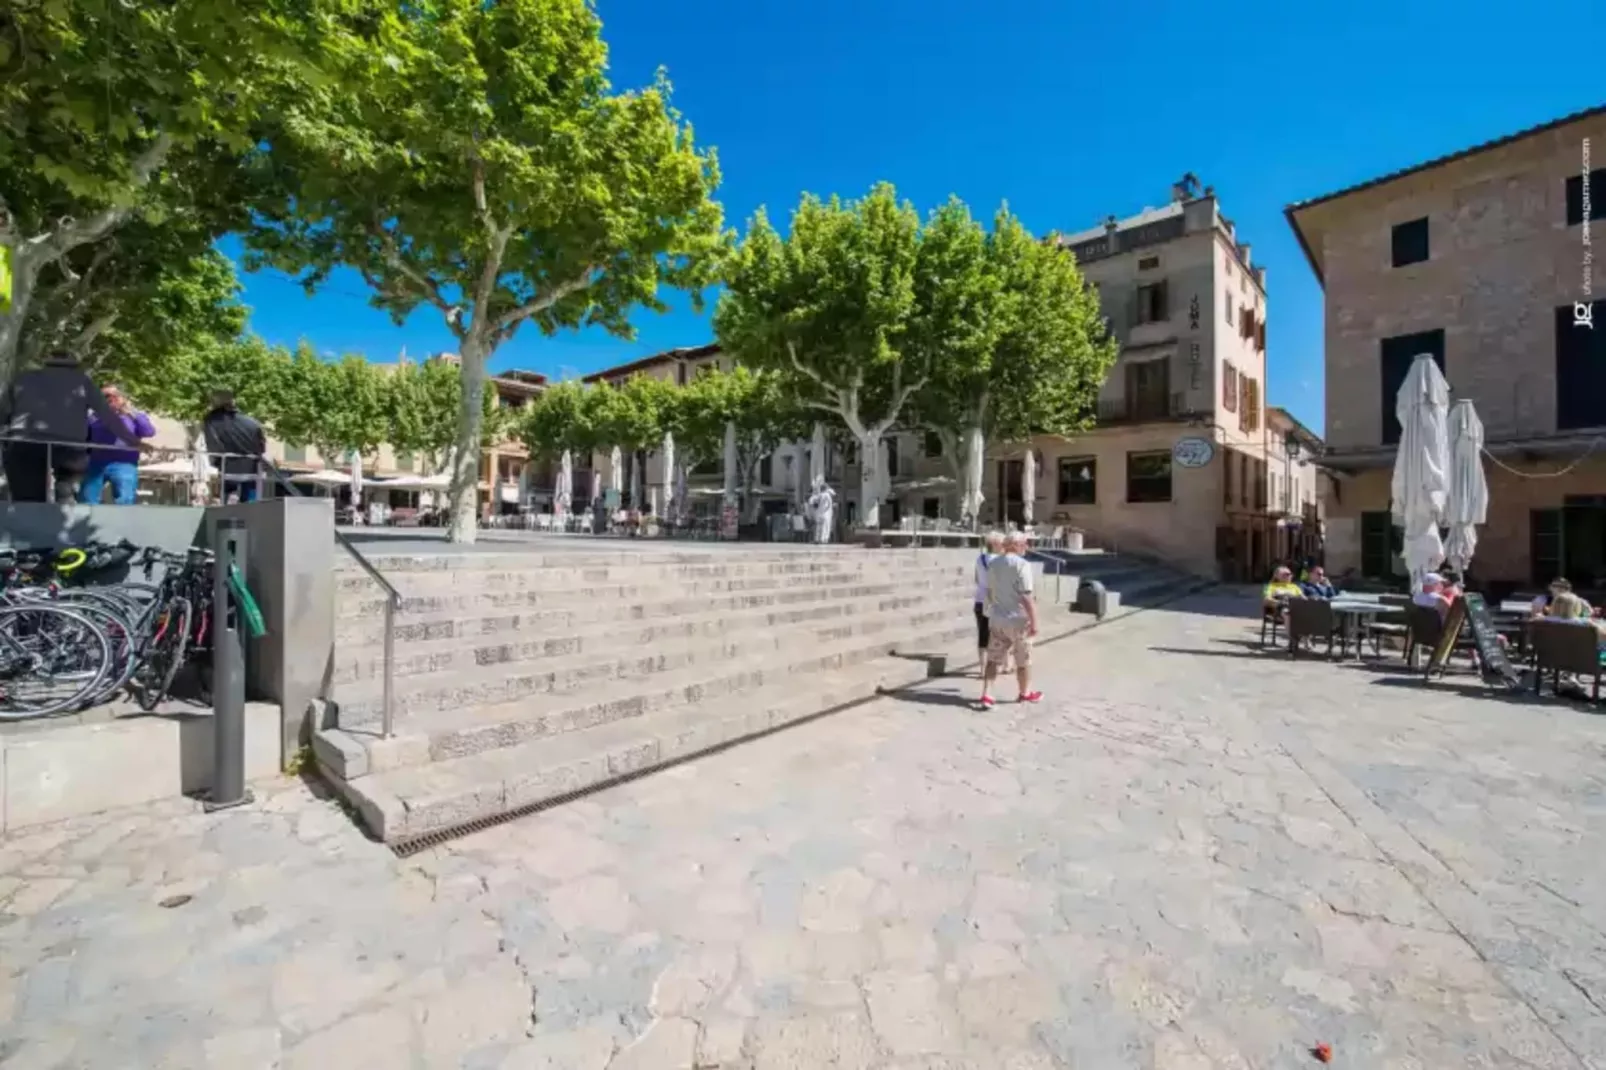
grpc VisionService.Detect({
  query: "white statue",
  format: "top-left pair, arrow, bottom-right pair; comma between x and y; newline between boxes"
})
805,476 -> 836,544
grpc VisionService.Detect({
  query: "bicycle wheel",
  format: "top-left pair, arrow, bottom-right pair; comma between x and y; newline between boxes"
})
38,593 -> 137,703
0,604 -> 114,719
134,597 -> 191,712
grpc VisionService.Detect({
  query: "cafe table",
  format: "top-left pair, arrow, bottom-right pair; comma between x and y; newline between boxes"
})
1327,599 -> 1392,658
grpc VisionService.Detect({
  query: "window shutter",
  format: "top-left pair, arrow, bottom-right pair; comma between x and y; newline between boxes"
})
1156,280 -> 1169,320
1222,361 -> 1237,412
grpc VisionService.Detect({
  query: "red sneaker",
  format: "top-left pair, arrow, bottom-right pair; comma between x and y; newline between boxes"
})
1019,690 -> 1044,704
978,695 -> 996,710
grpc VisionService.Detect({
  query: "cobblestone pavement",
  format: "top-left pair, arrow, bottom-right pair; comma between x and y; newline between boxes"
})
2,591 -> 1603,1069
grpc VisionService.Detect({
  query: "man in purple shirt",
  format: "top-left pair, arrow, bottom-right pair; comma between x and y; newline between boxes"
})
79,385 -> 155,505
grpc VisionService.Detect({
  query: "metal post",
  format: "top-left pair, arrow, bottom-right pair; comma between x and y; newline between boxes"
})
207,517 -> 253,811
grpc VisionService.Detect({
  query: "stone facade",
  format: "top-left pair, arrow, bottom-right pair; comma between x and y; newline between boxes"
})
1289,105 -> 1606,589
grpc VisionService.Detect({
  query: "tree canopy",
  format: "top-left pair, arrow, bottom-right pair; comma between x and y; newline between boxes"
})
0,0 -> 346,382
246,0 -> 726,541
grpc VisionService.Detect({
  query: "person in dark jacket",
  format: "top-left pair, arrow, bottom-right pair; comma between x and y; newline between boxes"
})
0,351 -> 147,502
202,390 -> 268,503
79,384 -> 156,505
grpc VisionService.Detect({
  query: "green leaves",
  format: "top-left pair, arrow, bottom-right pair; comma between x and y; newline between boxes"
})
517,379 -> 601,459
716,183 -> 921,432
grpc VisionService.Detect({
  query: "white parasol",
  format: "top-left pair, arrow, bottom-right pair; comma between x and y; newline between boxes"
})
1020,448 -> 1036,526
590,467 -> 602,505
810,423 -> 827,486
555,450 -> 573,517
350,452 -> 363,509
675,461 -> 689,521
661,433 -> 675,518
608,446 -> 623,496
1390,355 -> 1451,590
1443,399 -> 1488,575
961,427 -> 985,528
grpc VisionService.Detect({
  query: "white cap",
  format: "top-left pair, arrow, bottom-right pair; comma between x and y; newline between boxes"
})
1422,572 -> 1444,586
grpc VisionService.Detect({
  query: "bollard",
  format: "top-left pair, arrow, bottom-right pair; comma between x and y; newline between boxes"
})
206,517 -> 254,811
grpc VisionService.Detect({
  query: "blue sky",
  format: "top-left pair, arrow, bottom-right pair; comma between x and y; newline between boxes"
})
225,0 -> 1602,434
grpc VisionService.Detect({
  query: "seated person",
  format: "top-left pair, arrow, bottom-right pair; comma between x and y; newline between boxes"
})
1531,577 -> 1572,618
1412,572 -> 1455,621
1263,566 -> 1303,619
1438,568 -> 1465,600
1545,592 -> 1606,665
1299,566 -> 1336,600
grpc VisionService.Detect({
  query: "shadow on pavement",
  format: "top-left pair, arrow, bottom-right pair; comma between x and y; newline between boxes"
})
1146,645 -> 1270,661
884,685 -> 983,710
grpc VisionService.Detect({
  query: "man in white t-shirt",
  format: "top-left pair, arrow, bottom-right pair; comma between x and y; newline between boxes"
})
980,532 -> 1042,709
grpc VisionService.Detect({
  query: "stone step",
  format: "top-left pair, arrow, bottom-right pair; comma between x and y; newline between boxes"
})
334,573 -> 972,646
333,554 -> 927,597
336,562 -> 969,621
327,643 -> 968,845
333,594 -> 966,688
317,615 -> 973,778
339,547 -> 974,575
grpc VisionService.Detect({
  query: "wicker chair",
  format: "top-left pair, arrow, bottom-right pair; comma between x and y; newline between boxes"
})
1531,620 -> 1603,702
1287,599 -> 1337,658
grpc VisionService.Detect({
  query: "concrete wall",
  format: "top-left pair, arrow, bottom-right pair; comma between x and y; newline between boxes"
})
207,497 -> 336,760
1308,112 -> 1606,451
0,501 -> 206,552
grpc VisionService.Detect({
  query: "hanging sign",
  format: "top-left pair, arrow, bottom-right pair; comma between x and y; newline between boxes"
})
1172,437 -> 1215,468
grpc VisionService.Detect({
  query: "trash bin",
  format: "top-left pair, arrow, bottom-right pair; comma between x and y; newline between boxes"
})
1076,579 -> 1119,619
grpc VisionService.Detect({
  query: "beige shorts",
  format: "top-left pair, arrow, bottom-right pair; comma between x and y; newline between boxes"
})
985,621 -> 1033,667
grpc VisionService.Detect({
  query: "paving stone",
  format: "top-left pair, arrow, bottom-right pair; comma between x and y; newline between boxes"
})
2,589 -> 1602,1068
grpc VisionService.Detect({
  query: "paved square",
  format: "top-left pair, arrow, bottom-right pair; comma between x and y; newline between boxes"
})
2,591 -> 1602,1068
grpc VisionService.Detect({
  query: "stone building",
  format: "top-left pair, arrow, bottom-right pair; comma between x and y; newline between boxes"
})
1265,405 -> 1330,566
990,177 -> 1278,579
1286,104 -> 1606,590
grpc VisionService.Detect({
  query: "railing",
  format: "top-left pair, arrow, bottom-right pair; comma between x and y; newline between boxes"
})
1095,391 -> 1189,425
0,435 -> 402,739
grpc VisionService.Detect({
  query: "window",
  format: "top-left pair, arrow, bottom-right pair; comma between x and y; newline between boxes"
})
1565,169 -> 1605,226
1225,292 -> 1233,326
1555,300 -> 1606,430
1361,511 -> 1402,580
1125,451 -> 1172,503
283,444 -> 307,464
758,454 -> 773,486
922,431 -> 942,458
921,497 -> 941,519
1391,217 -> 1429,267
1125,358 -> 1171,420
1138,255 -> 1160,271
1531,509 -> 1563,587
1239,307 -> 1254,339
886,438 -> 900,477
1057,457 -> 1096,505
1224,256 -> 1233,278
396,451 -> 415,472
1238,452 -> 1249,507
1222,449 -> 1233,506
1252,458 -> 1266,511
1379,329 -> 1446,444
1222,361 -> 1238,412
1241,378 -> 1261,433
1133,281 -> 1169,325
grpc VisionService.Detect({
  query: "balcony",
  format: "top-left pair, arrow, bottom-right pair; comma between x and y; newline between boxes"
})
1096,391 -> 1190,426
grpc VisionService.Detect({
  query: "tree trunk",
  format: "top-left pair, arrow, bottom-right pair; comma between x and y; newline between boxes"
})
446,334 -> 489,544
857,431 -> 882,529
0,255 -> 37,390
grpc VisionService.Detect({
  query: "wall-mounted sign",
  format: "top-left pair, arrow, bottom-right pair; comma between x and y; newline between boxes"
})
1188,295 -> 1201,330
1188,341 -> 1202,390
1172,436 -> 1215,468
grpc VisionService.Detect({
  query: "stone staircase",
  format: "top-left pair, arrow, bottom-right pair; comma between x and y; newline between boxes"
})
313,543 -> 1208,846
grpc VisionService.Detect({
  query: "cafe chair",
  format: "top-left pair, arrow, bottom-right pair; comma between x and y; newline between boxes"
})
1404,604 -> 1477,677
1530,621 -> 1602,702
1287,599 -> 1338,659
1260,602 -> 1286,647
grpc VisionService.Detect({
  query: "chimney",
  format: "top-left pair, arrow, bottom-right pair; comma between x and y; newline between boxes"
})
1202,186 -> 1215,198
1221,217 -> 1235,242
1238,243 -> 1252,265
1254,266 -> 1267,289
1104,215 -> 1118,233
1171,182 -> 1189,202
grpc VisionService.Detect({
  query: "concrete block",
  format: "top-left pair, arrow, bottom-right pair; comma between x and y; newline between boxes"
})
312,729 -> 369,780
2,703 -> 279,833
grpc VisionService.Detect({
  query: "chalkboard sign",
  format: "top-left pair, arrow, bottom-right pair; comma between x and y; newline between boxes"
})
1426,592 -> 1520,687
1463,592 -> 1520,686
